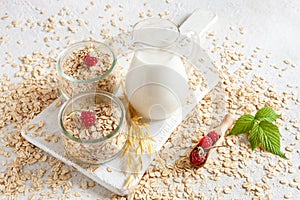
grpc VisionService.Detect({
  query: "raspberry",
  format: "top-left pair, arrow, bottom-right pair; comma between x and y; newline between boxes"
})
207,131 -> 219,144
190,145 -> 207,166
84,54 -> 98,67
80,111 -> 96,128
199,136 -> 213,149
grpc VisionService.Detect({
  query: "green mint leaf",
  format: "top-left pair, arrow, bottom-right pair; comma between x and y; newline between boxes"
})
255,107 -> 281,123
228,114 -> 255,135
249,123 -> 261,150
259,121 -> 286,159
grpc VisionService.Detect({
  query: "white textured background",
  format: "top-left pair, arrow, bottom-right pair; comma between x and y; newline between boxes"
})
1,0 -> 300,199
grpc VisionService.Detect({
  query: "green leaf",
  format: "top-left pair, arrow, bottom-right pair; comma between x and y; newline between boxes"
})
255,107 -> 281,123
228,114 -> 255,135
249,123 -> 261,150
259,121 -> 286,159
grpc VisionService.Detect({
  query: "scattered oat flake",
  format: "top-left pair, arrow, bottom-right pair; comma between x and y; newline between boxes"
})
107,167 -> 112,173
283,59 -> 291,65
55,101 -> 63,108
284,193 -> 292,199
74,192 -> 81,197
1,15 -> 9,20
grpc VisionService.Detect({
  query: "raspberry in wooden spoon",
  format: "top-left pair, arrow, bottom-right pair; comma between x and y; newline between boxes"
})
189,114 -> 235,168
190,145 -> 207,166
207,130 -> 219,144
199,136 -> 213,149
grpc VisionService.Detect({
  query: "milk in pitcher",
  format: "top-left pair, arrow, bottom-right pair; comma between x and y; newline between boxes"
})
125,48 -> 189,120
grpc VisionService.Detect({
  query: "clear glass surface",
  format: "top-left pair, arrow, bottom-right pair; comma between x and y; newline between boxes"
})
58,91 -> 127,164
57,41 -> 119,99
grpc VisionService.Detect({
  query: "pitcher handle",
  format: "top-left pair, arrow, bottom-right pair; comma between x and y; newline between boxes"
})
179,9 -> 218,43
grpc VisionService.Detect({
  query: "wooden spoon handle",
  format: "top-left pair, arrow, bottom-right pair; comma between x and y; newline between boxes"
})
215,113 -> 235,137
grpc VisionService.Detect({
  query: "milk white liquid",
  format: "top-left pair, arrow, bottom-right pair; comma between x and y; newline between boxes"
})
125,49 -> 189,120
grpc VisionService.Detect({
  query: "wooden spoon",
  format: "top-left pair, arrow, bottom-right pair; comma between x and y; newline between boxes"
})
190,113 -> 235,168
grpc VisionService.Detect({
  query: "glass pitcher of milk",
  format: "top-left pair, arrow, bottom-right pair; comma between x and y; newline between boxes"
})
125,18 -> 190,120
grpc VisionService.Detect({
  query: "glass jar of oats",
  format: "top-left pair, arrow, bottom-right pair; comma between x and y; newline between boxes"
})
58,91 -> 127,164
57,41 -> 120,99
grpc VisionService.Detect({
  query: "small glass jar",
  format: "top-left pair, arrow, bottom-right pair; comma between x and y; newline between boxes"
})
58,91 -> 127,164
57,41 -> 120,99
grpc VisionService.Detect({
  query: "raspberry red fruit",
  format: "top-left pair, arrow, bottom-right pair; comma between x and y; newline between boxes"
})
84,54 -> 98,67
207,131 -> 219,144
80,111 -> 96,128
190,145 -> 207,166
199,136 -> 213,149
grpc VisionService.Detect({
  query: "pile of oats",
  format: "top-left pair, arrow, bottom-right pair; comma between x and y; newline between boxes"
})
0,52 -> 65,199
61,45 -> 112,80
63,104 -> 119,140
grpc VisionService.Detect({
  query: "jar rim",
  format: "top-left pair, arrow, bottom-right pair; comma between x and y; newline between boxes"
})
58,91 -> 125,143
57,41 -> 117,83
132,18 -> 180,48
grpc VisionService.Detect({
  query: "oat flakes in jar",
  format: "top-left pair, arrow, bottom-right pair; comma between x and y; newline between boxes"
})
57,41 -> 120,99
58,91 -> 127,164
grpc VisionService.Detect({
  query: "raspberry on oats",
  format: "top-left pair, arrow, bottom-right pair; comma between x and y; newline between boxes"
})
84,54 -> 98,67
80,111 -> 96,128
